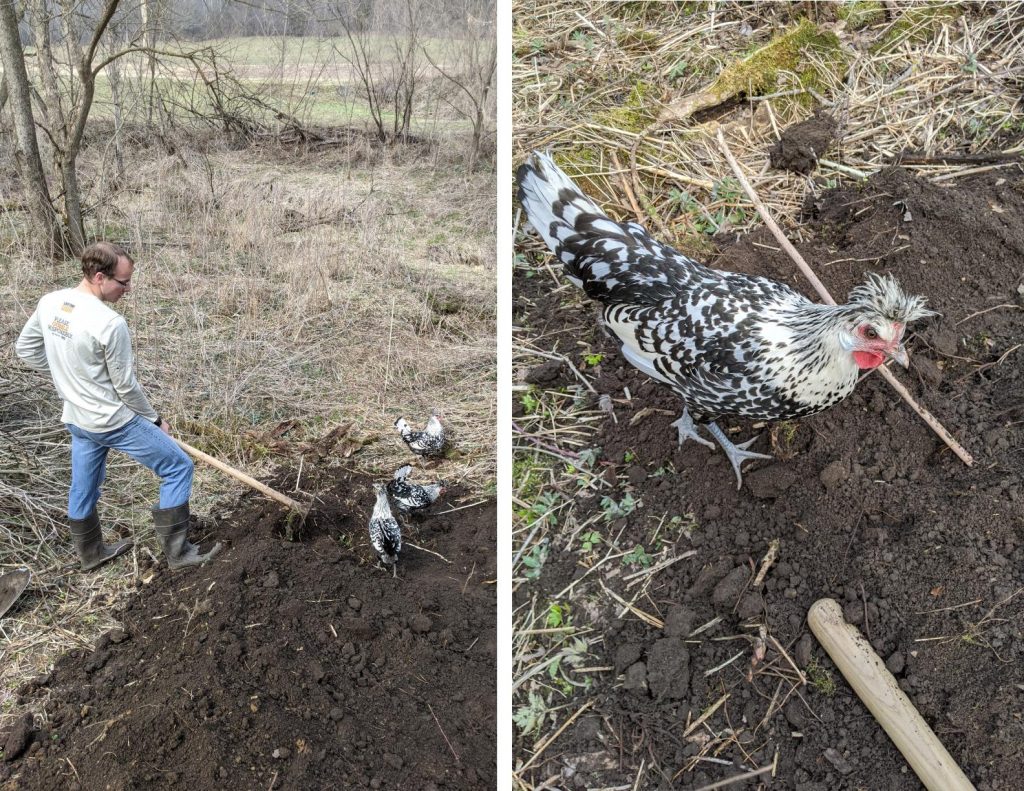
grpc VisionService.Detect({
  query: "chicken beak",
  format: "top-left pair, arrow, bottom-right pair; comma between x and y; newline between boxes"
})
887,344 -> 910,368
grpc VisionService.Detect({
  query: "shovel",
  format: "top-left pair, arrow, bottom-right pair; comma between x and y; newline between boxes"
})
0,567 -> 31,620
173,438 -> 309,516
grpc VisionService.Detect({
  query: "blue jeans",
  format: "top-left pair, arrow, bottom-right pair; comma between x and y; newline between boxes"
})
66,415 -> 194,519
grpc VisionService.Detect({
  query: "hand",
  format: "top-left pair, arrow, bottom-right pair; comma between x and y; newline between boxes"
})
158,420 -> 171,436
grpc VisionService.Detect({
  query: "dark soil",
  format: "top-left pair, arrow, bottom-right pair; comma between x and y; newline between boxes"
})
515,165 -> 1024,789
769,111 -> 839,174
1,467 -> 495,790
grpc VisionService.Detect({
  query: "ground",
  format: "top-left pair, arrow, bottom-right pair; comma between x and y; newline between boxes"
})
1,463 -> 496,789
513,162 -> 1024,789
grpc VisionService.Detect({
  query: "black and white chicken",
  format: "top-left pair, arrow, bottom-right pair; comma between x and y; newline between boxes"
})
394,410 -> 447,457
386,465 -> 446,516
369,484 -> 402,576
517,151 -> 936,488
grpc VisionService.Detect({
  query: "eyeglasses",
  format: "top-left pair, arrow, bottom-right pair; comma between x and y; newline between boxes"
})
107,274 -> 131,288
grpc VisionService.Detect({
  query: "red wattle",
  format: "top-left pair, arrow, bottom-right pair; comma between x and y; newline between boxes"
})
853,350 -> 884,370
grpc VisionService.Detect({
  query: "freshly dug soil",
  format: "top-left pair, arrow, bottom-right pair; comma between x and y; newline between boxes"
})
769,110 -> 839,174
515,165 -> 1024,789
2,467 -> 495,790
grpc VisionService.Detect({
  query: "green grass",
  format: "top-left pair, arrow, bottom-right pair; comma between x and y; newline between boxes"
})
187,35 -> 450,67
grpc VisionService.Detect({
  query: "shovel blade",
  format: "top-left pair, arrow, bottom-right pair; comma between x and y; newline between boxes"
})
0,568 -> 31,620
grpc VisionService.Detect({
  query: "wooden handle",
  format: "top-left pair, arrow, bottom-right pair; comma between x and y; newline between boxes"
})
174,438 -> 307,513
807,599 -> 975,791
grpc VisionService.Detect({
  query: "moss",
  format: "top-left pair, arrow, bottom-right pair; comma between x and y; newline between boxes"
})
713,19 -> 845,99
661,19 -> 845,122
594,80 -> 659,133
837,1 -> 885,30
550,146 -> 606,199
871,5 -> 961,53
614,29 -> 660,52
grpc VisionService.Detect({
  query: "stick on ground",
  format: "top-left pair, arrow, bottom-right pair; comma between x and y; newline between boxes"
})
715,130 -> 974,467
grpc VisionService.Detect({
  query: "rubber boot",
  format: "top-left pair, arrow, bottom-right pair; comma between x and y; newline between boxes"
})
152,503 -> 222,570
68,510 -> 132,571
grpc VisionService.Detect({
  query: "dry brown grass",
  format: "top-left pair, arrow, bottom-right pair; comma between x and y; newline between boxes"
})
0,127 -> 495,730
512,1 -> 1024,786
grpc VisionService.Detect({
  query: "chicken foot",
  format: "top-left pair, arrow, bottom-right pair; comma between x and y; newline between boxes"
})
671,407 -> 716,450
705,422 -> 773,490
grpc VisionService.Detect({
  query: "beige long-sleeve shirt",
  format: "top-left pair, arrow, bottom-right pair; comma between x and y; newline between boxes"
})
15,288 -> 159,432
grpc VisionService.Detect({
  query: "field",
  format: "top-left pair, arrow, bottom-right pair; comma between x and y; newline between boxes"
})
0,28 -> 496,790
513,3 -> 1023,789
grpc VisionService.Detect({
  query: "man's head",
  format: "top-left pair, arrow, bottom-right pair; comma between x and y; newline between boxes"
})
80,242 -> 134,303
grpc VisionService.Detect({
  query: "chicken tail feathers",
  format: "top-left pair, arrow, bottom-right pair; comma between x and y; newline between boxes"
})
517,150 -> 703,303
393,464 -> 412,480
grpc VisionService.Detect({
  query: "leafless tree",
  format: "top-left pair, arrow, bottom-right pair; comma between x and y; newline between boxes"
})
0,0 -> 67,255
421,4 -> 495,170
334,0 -> 425,143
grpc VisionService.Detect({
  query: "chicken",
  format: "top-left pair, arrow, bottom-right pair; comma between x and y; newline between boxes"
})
517,151 -> 936,488
386,465 -> 446,516
369,484 -> 402,576
394,409 -> 447,458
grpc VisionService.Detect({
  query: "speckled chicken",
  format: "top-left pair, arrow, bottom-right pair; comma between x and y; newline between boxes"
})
394,410 -> 447,458
386,465 -> 446,516
517,151 -> 936,488
369,484 -> 401,576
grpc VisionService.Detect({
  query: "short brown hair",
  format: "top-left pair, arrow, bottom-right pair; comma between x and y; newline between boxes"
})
81,242 -> 133,278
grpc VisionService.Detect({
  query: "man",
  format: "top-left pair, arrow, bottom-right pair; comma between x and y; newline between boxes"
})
15,242 -> 220,571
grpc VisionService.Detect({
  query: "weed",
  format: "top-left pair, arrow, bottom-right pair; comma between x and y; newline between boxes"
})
601,492 -> 638,520
512,690 -> 549,737
807,657 -> 837,696
521,540 -> 550,581
546,602 -> 570,628
583,352 -> 604,367
622,544 -> 653,568
520,389 -> 540,415
578,530 -> 602,552
669,513 -> 698,539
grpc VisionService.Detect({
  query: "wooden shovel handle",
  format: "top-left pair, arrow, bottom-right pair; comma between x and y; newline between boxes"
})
174,438 -> 307,513
808,599 -> 975,791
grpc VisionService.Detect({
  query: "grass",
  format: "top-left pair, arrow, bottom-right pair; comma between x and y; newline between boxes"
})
512,0 -> 1024,787
0,81 -> 495,731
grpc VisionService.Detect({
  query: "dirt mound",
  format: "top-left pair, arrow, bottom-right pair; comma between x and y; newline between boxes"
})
516,165 -> 1024,788
769,110 -> 839,174
1,468 -> 495,790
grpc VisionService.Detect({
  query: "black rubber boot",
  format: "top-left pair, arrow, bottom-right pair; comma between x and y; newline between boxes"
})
68,510 -> 132,571
152,503 -> 222,570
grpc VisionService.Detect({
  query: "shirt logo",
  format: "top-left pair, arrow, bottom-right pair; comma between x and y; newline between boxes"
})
61,301 -> 75,313
47,316 -> 72,340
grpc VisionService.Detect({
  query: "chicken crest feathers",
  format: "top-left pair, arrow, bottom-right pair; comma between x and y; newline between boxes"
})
847,272 -> 937,324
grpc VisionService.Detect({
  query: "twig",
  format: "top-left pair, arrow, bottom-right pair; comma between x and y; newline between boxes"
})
610,150 -> 644,223
427,702 -> 461,762
716,129 -> 974,467
768,635 -> 807,686
404,541 -> 451,564
434,499 -> 488,515
955,304 -> 1021,326
752,539 -> 779,587
703,650 -> 745,677
692,765 -> 775,791
682,693 -> 729,737
517,699 -> 595,774
512,421 -> 581,460
512,344 -> 598,395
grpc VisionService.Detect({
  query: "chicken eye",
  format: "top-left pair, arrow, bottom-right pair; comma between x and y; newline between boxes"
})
864,326 -> 878,340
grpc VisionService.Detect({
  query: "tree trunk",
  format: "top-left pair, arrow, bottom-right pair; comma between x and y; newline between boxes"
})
0,0 -> 68,256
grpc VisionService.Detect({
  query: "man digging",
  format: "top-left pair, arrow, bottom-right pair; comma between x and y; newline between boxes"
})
15,242 -> 221,571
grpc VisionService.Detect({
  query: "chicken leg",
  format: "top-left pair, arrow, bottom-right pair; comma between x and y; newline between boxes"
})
705,422 -> 772,490
671,407 -> 716,450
